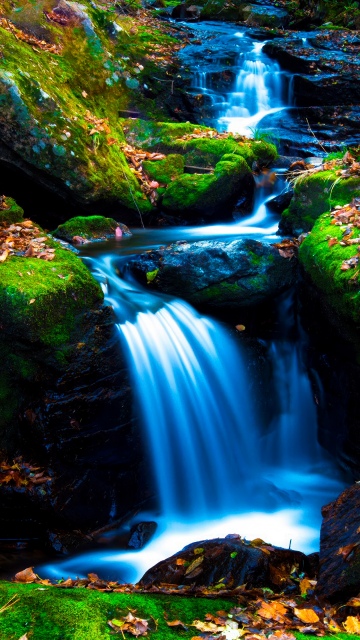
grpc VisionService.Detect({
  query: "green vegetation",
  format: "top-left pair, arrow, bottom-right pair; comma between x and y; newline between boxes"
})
161,154 -> 251,217
299,212 -> 360,326
53,215 -> 127,242
0,582 -> 235,640
0,0 -> 186,219
281,171 -> 360,234
121,119 -> 278,169
0,240 -> 102,348
0,197 -> 24,224
143,154 -> 184,184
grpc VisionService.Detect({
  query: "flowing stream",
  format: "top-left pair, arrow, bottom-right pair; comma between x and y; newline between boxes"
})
38,29 -> 346,582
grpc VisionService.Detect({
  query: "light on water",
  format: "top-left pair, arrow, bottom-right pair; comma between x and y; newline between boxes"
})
37,28 -> 345,584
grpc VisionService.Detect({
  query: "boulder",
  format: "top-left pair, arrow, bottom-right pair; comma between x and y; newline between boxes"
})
139,536 -> 311,590
128,522 -> 157,549
53,215 -> 131,243
125,238 -> 297,309
161,155 -> 254,221
280,170 -> 360,235
316,484 -> 360,602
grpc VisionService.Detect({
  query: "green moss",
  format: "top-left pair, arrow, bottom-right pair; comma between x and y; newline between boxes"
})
0,196 -> 24,224
281,171 -> 360,234
146,268 -> 159,283
142,154 -> 184,184
0,582 -> 235,640
299,212 -> 360,326
0,240 -> 103,348
121,120 -> 277,169
53,215 -> 121,242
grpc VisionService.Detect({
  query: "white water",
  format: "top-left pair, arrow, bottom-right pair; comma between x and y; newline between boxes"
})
39,238 -> 345,583
37,35 -> 343,584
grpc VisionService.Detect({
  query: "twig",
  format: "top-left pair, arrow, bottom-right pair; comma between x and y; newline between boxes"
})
0,595 -> 20,614
306,117 -> 327,153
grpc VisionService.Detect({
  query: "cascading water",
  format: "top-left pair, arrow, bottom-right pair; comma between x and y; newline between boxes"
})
39,246 -> 345,583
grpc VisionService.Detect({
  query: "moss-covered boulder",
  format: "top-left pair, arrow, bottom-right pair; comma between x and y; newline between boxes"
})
299,209 -> 360,328
0,196 -> 24,224
122,119 -> 278,169
0,0 -> 193,224
0,240 -> 102,348
143,153 -> 184,184
280,171 -> 360,235
53,215 -> 131,243
161,154 -> 253,220
126,238 -> 297,309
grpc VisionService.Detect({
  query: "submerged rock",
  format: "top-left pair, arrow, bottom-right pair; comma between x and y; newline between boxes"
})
139,537 -> 311,590
316,484 -> 360,602
125,238 -> 297,309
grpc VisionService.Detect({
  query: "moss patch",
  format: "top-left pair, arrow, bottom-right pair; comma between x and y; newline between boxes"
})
0,239 -> 103,348
142,153 -> 184,184
0,196 -> 24,224
299,212 -> 360,327
0,582 -> 235,640
280,171 -> 360,235
121,119 -> 278,169
53,215 -> 129,242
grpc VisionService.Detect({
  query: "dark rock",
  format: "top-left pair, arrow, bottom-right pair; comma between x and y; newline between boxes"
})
316,484 -> 360,602
128,521 -> 157,549
125,238 -> 297,310
139,537 -> 311,589
267,190 -> 293,214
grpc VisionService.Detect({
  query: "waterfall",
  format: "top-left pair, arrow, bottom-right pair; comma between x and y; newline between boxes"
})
92,256 -> 260,520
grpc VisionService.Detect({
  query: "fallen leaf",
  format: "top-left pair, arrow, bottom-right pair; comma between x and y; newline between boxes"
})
257,601 -> 288,623
166,619 -> 188,629
15,567 -> 37,583
236,324 -> 246,332
343,616 -> 360,634
29,299 -> 35,304
185,555 -> 203,575
299,578 -> 315,595
336,542 -> 359,560
0,249 -> 8,262
192,619 -> 225,632
294,608 -> 319,623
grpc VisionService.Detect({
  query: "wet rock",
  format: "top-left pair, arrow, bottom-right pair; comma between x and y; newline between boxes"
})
125,238 -> 297,310
53,215 -> 131,243
139,537 -> 311,589
316,484 -> 360,602
161,155 -> 254,221
263,33 -> 360,107
128,522 -> 157,549
241,5 -> 289,28
267,190 -> 293,214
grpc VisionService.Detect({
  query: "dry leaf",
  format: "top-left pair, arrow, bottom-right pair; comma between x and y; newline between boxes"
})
336,542 -> 359,560
343,616 -> 360,634
185,555 -> 203,575
299,578 -> 314,595
294,608 -> 319,623
236,324 -> 246,332
15,567 -> 37,583
176,558 -> 187,565
29,299 -> 35,304
192,619 -> 225,632
166,619 -> 188,629
257,601 -> 288,622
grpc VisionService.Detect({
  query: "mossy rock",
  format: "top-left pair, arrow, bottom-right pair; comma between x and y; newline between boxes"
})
0,1 -> 190,223
53,215 -> 131,243
0,238 -> 103,348
0,196 -> 24,225
161,154 -> 253,220
142,154 -> 184,184
299,212 -> 360,328
280,171 -> 360,235
121,119 -> 278,169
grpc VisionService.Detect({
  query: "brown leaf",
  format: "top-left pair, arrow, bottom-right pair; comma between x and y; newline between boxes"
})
175,558 -> 187,566
29,299 -> 35,304
294,608 -> 319,623
185,555 -> 203,575
236,324 -> 246,332
0,249 -> 9,262
336,541 -> 359,560
166,619 -> 188,629
343,616 -> 360,634
346,597 -> 360,607
192,619 -> 225,632
15,567 -> 37,583
327,237 -> 338,247
299,578 -> 316,595
257,601 -> 289,623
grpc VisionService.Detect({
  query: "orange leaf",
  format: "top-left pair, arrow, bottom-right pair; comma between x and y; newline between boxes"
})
328,237 -> 338,247
15,567 -> 37,583
257,601 -> 288,622
343,616 -> 360,634
294,608 -> 319,623
336,542 -> 359,560
299,578 -> 316,595
175,558 -> 187,565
